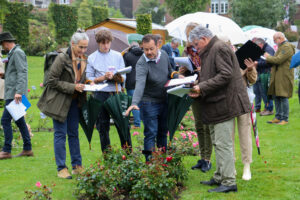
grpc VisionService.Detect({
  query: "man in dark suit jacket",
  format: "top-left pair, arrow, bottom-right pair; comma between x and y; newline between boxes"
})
161,38 -> 180,70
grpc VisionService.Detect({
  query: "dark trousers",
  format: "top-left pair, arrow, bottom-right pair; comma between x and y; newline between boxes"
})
140,101 -> 168,154
53,100 -> 82,171
1,99 -> 32,153
94,92 -> 132,153
274,96 -> 289,121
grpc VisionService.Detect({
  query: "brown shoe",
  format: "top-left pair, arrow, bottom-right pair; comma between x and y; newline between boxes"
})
267,118 -> 280,124
255,109 -> 261,113
277,120 -> 288,125
58,168 -> 72,179
260,110 -> 274,116
15,150 -> 34,157
0,151 -> 12,160
72,165 -> 84,175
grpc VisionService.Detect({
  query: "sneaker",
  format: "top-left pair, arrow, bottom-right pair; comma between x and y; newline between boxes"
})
201,160 -> 212,173
277,120 -> 288,125
191,159 -> 204,170
242,163 -> 251,181
58,168 -> 72,179
267,118 -> 280,124
72,165 -> 84,175
260,110 -> 274,116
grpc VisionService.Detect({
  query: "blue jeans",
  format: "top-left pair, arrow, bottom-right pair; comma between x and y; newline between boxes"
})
1,99 -> 32,153
274,96 -> 289,121
53,100 -> 82,171
253,75 -> 273,111
140,101 -> 168,155
126,89 -> 141,127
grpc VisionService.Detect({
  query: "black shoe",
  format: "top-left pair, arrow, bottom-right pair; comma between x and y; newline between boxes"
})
201,160 -> 212,172
208,184 -> 237,193
191,159 -> 204,170
200,178 -> 221,186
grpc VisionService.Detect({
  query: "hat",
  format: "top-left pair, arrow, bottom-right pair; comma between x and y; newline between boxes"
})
0,32 -> 16,44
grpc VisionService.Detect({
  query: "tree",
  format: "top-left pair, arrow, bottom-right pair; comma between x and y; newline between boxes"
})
165,0 -> 209,18
78,0 -> 92,29
136,14 -> 152,35
231,0 -> 296,28
108,7 -> 125,18
135,0 -> 166,25
0,0 -> 9,25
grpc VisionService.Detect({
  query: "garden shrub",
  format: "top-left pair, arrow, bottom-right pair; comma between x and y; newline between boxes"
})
75,147 -> 188,200
284,30 -> 299,42
48,3 -> 78,46
136,14 -> 152,35
3,2 -> 33,48
92,6 -> 108,25
25,19 -> 56,56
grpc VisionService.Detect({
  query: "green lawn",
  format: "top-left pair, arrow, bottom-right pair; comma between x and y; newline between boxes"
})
0,56 -> 300,200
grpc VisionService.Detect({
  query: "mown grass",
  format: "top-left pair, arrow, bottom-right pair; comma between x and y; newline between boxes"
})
0,56 -> 299,200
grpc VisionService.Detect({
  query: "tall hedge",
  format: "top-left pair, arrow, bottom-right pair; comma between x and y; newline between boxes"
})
49,3 -> 78,45
92,6 -> 108,25
3,2 -> 33,48
136,14 -> 152,35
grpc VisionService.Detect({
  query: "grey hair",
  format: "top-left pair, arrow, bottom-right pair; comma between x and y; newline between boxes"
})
70,29 -> 89,46
254,38 -> 266,45
188,25 -> 213,43
171,38 -> 180,44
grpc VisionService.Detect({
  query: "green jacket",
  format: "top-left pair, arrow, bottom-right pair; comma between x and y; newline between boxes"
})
4,45 -> 28,100
266,41 -> 294,98
37,48 -> 87,122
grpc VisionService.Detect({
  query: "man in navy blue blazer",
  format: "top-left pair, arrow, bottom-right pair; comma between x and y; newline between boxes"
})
161,38 -> 180,70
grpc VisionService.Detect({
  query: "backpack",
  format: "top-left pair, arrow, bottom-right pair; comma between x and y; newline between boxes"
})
43,50 -> 62,86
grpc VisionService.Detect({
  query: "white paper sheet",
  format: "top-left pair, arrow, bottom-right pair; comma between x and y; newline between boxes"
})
84,83 -> 109,91
116,66 -> 132,74
165,74 -> 198,87
174,57 -> 193,72
167,84 -> 191,97
6,100 -> 27,121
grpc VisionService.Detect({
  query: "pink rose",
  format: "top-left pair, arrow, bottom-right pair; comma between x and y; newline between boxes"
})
132,131 -> 139,136
40,83 -> 44,87
35,181 -> 42,188
180,125 -> 184,130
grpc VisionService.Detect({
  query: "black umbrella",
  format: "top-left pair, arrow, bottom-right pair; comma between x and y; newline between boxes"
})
79,95 -> 103,150
167,94 -> 193,141
103,93 -> 132,149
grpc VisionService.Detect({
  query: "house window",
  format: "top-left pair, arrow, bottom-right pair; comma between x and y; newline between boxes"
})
211,0 -> 228,14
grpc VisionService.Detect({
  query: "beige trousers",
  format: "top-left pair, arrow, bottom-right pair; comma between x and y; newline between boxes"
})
232,113 -> 253,164
210,119 -> 236,186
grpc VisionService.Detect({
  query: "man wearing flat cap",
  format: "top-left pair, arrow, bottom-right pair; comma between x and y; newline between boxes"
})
0,32 -> 33,159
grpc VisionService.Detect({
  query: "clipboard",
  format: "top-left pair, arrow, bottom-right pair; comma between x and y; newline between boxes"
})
235,40 -> 264,70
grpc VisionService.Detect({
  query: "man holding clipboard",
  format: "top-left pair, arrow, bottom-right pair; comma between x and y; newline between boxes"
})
0,32 -> 33,159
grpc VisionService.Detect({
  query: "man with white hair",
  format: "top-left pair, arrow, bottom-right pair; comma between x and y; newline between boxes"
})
161,37 -> 180,69
264,32 -> 294,125
188,26 -> 251,193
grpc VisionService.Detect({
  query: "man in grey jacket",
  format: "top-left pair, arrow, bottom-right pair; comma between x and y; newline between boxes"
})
0,32 -> 33,159
188,26 -> 250,193
125,34 -> 181,160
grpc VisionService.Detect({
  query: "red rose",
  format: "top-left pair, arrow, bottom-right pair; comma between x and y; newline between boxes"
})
122,155 -> 126,160
166,156 -> 173,162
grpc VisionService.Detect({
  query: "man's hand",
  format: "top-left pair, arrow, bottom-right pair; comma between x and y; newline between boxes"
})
113,73 -> 123,83
125,105 -> 139,116
178,74 -> 185,79
264,52 -> 270,58
105,72 -> 114,80
75,83 -> 85,93
14,94 -> 22,104
179,66 -> 187,74
188,85 -> 201,98
244,58 -> 257,71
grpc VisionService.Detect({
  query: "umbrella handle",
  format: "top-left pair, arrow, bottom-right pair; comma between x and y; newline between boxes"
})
115,82 -> 119,94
